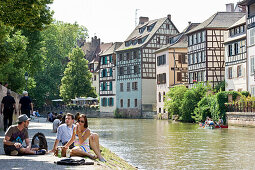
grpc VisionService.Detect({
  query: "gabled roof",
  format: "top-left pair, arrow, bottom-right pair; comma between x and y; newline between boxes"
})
116,16 -> 179,51
186,12 -> 245,34
100,42 -> 122,56
155,23 -> 199,53
229,15 -> 246,29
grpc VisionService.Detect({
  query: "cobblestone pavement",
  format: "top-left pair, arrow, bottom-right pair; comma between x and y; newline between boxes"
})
0,117 -> 105,170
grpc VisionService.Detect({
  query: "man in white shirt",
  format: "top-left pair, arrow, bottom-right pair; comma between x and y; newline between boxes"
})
50,113 -> 74,153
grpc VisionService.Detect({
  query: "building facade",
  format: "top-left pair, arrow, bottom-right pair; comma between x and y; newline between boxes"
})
115,15 -> 179,117
186,12 -> 245,88
155,23 -> 199,119
99,42 -> 122,113
224,16 -> 247,91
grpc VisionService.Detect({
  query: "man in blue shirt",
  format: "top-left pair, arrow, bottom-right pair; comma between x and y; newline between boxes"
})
50,113 -> 75,153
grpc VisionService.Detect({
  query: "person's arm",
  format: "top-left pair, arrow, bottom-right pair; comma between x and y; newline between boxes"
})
30,103 -> 33,114
0,103 -> 3,114
25,138 -> 31,149
64,128 -> 75,149
3,136 -> 22,148
51,139 -> 60,152
18,103 -> 21,115
77,125 -> 90,144
13,103 -> 17,114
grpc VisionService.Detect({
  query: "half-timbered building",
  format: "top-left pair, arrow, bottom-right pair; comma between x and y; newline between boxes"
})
186,12 -> 245,88
239,0 -> 255,96
224,16 -> 247,91
99,42 -> 122,113
155,23 -> 199,119
115,15 -> 179,117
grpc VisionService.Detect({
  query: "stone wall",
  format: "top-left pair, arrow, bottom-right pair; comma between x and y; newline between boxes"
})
0,85 -> 21,130
226,112 -> 255,126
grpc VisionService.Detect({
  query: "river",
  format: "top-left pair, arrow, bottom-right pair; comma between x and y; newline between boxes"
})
88,118 -> 255,169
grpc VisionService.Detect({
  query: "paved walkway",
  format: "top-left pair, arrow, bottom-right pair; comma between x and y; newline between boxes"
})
0,117 -> 106,170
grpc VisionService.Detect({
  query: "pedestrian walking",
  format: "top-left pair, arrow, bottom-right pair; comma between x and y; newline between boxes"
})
1,90 -> 17,131
19,91 -> 33,118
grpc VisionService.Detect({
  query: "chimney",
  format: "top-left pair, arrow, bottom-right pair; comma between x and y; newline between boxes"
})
188,21 -> 191,25
226,3 -> 234,12
167,14 -> 171,20
139,17 -> 149,25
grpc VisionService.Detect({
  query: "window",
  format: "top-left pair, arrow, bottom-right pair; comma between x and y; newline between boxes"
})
189,35 -> 193,46
147,23 -> 155,32
134,65 -> 139,74
94,75 -> 96,81
228,67 -> 232,79
192,54 -> 195,64
234,43 -> 239,55
119,67 -> 124,76
178,54 -> 186,64
108,98 -> 114,106
197,72 -> 201,82
163,92 -> 166,102
197,32 -> 201,43
197,52 -> 201,63
251,86 -> 255,97
157,73 -> 166,84
119,54 -> 123,61
157,37 -> 160,44
139,26 -> 146,33
120,83 -> 124,92
109,82 -> 112,91
157,54 -> 166,66
120,99 -> 123,107
166,24 -> 170,29
159,108 -> 161,113
237,65 -> 242,77
159,92 -> 161,102
101,98 -> 107,107
250,28 -> 255,46
134,99 -> 138,107
251,57 -> 255,74
201,31 -> 206,42
193,34 -> 197,44
188,54 -> 192,65
127,82 -> 130,91
133,51 -> 137,59
201,51 -> 205,62
189,73 -> 193,83
132,82 -> 138,90
126,53 -> 130,60
201,71 -> 205,81
163,109 -> 166,113
127,99 -> 130,107
177,72 -> 182,82
127,66 -> 131,74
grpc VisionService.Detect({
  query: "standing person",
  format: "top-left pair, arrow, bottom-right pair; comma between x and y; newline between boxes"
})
50,113 -> 75,153
3,114 -> 46,156
19,91 -> 33,118
64,114 -> 106,162
52,114 -> 62,133
1,90 -> 17,131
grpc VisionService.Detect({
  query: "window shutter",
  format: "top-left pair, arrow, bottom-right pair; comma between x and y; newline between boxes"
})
101,57 -> 103,65
157,57 -> 160,66
110,68 -> 112,76
112,98 -> 114,106
110,82 -> 112,91
101,98 -> 103,106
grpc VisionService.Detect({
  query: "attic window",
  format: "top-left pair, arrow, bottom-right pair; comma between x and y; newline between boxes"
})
125,40 -> 132,47
138,35 -> 148,44
132,40 -> 138,45
147,23 -> 156,32
139,26 -> 146,33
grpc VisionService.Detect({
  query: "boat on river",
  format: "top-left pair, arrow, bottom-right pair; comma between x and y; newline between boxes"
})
199,123 -> 228,129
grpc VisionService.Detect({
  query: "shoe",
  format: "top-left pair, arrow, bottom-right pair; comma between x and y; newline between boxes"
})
36,149 -> 46,155
10,150 -> 18,156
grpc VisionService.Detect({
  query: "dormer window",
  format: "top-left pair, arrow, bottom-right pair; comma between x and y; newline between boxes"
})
147,23 -> 156,32
138,35 -> 148,44
132,40 -> 138,45
125,40 -> 132,47
139,26 -> 146,34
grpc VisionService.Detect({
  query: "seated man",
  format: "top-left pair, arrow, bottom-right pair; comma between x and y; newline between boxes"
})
50,113 -> 75,153
3,114 -> 46,156
52,114 -> 62,133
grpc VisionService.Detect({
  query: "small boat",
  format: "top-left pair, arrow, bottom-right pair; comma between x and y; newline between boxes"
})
199,123 -> 228,129
214,125 -> 228,128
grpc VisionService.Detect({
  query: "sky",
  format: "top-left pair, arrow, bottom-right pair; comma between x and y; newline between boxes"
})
50,0 -> 242,43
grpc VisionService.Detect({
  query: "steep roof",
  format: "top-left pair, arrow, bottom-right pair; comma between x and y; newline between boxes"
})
100,42 -> 123,56
155,23 -> 199,53
187,12 -> 245,34
116,16 -> 179,51
229,15 -> 246,29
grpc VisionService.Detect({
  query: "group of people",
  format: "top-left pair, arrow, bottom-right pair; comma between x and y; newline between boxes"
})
50,113 -> 106,162
1,90 -> 33,131
203,117 -> 224,127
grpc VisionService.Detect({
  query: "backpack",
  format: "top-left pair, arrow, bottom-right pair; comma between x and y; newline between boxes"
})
31,132 -> 48,151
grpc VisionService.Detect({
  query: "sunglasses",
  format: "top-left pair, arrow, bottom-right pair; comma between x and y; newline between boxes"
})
78,120 -> 85,123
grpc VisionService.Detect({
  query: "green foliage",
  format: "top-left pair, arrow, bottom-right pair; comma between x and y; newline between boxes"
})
60,47 -> 96,101
29,21 -> 88,107
0,0 -> 54,31
193,96 -> 211,122
241,91 -> 249,97
214,80 -> 226,92
164,85 -> 187,118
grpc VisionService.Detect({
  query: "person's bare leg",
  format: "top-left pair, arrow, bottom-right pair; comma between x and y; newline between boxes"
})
89,134 -> 106,162
71,147 -> 96,159
19,148 -> 36,155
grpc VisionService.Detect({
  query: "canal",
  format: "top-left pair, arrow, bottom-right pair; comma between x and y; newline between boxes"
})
88,118 -> 255,169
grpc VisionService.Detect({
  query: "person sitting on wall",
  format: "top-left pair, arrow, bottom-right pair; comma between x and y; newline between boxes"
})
3,114 -> 46,156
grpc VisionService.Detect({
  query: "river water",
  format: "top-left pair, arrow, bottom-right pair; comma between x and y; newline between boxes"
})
88,118 -> 255,169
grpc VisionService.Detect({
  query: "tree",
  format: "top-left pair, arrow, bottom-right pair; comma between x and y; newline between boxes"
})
60,47 -> 96,101
164,85 -> 187,119
29,21 -> 88,107
0,0 -> 54,31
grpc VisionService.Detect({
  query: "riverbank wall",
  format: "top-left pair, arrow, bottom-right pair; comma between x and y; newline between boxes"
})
0,85 -> 20,129
226,112 -> 255,126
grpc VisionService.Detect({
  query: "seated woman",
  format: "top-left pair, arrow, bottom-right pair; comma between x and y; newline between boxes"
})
64,114 -> 106,162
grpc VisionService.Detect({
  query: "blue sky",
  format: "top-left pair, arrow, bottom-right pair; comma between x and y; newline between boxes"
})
50,0 -> 242,43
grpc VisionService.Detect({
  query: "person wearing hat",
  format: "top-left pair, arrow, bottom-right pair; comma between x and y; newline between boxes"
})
1,90 -> 17,131
19,91 -> 33,118
3,114 -> 46,156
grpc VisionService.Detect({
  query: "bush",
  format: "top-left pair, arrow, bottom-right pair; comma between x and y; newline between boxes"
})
114,108 -> 122,118
241,91 -> 249,97
193,96 -> 212,122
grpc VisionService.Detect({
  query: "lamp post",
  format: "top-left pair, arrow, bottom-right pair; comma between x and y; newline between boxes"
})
25,72 -> 28,91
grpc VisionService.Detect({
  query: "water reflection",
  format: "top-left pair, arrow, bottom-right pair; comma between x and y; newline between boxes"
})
88,118 -> 255,169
